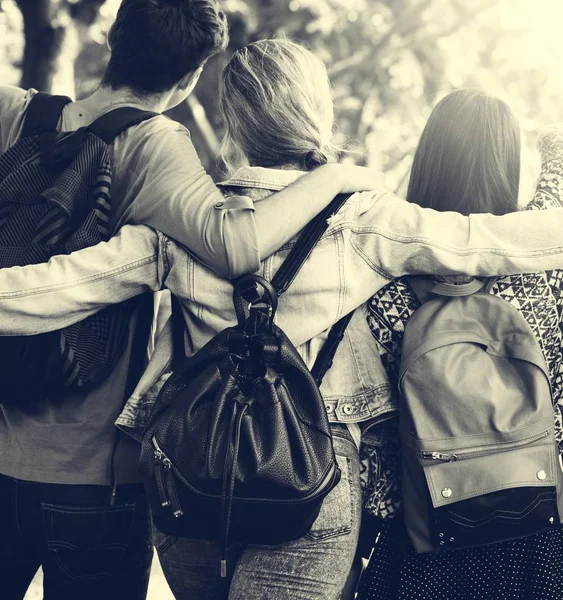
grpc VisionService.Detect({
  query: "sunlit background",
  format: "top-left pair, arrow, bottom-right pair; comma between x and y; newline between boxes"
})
1,0 -> 562,200
2,0 -> 561,597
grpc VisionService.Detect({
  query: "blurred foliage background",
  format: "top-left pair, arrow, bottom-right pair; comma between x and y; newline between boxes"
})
1,0 -> 561,200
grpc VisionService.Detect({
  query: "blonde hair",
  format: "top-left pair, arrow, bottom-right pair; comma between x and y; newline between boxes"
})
219,39 -> 339,174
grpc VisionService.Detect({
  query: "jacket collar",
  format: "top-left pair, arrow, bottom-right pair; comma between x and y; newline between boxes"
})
219,166 -> 306,192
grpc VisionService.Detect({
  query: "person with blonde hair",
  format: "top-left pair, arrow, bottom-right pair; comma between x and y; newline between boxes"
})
3,42 -> 563,600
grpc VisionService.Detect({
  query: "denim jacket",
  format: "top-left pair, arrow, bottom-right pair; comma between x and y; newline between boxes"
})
118,167 -> 395,438
2,167 -> 563,438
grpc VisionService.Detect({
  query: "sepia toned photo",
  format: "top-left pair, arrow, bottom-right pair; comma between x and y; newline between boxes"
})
0,1 -> 562,598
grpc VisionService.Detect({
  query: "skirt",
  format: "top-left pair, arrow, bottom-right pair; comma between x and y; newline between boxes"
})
356,517 -> 563,600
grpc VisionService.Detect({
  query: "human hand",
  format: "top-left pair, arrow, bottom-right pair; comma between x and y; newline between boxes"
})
538,125 -> 563,166
321,163 -> 388,193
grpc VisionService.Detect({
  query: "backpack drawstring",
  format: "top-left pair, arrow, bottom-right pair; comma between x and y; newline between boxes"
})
108,429 -> 121,505
219,400 -> 248,577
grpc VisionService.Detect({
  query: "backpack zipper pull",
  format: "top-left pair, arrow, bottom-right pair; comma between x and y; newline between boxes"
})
163,458 -> 184,518
422,451 -> 457,462
154,449 -> 171,508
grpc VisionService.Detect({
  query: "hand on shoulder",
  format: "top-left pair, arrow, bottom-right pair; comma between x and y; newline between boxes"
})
537,124 -> 563,166
319,163 -> 388,194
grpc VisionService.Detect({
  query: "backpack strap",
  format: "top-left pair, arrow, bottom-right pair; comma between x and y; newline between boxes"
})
21,93 -> 72,171
240,192 -> 354,386
431,278 -> 487,297
88,107 -> 159,144
406,275 -> 489,305
310,310 -> 355,386
21,92 -> 71,138
171,294 -> 186,369
270,193 -> 352,295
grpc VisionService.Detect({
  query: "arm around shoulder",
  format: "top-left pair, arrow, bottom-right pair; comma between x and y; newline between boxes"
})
350,190 -> 563,280
0,225 -> 162,335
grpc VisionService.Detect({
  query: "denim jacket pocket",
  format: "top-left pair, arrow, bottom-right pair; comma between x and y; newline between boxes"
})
321,308 -> 396,425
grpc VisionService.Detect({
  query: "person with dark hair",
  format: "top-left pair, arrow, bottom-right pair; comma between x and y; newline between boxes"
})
0,3 -> 379,599
103,0 -> 230,94
357,90 -> 563,600
406,90 -> 521,216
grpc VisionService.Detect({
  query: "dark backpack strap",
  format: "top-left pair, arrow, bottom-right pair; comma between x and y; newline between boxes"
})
124,294 -> 155,401
21,93 -> 71,171
310,310 -> 355,387
88,107 -> 159,144
254,192 -> 354,383
270,192 -> 353,383
270,193 -> 352,296
171,294 -> 186,370
21,92 -> 71,138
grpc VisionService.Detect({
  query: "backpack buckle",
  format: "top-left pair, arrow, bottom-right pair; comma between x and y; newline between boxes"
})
248,301 -> 273,318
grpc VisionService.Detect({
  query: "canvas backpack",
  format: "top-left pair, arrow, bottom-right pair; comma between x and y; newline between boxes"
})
139,194 -> 353,577
399,276 -> 563,553
0,92 -> 157,406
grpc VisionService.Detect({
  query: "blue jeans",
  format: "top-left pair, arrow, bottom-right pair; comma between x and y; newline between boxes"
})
0,475 -> 153,600
154,428 -> 361,600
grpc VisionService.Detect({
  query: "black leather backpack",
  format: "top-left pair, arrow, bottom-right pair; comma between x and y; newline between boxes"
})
139,193 -> 353,577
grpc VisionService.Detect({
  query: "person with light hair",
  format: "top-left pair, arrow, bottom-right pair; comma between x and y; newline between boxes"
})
2,40 -> 563,599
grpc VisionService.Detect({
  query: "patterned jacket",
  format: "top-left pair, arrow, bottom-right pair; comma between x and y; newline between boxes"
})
360,126 -> 563,520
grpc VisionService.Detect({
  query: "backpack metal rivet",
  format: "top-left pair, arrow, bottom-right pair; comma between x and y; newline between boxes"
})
441,487 -> 452,498
342,404 -> 353,415
438,533 -> 444,538
550,517 -> 555,524
439,541 -> 445,546
537,470 -> 547,480
449,537 -> 455,542
325,404 -> 333,414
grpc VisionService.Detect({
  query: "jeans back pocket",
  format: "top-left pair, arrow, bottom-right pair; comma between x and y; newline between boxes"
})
306,454 -> 353,541
42,502 -> 136,582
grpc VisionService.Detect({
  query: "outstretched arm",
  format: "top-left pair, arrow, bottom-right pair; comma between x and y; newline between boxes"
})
7,148 -> 563,334
0,225 -> 162,334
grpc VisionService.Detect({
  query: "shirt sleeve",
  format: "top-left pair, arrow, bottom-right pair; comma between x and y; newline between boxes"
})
0,85 -> 31,153
0,85 -> 27,117
0,226 -> 162,334
327,188 -> 563,320
123,120 -> 259,279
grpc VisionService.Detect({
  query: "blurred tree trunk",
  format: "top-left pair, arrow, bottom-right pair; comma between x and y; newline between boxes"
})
16,0 -> 64,92
15,0 -> 106,96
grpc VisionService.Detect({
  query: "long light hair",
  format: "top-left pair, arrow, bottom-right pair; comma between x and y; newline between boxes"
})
219,39 -> 339,173
407,89 -> 521,215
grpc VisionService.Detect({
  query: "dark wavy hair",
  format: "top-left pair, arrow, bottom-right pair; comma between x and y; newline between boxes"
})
102,0 -> 228,95
407,89 -> 521,216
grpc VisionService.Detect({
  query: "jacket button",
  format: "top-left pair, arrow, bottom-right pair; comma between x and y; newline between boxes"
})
441,488 -> 452,498
214,202 -> 224,208
342,404 -> 353,415
537,470 -> 547,480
